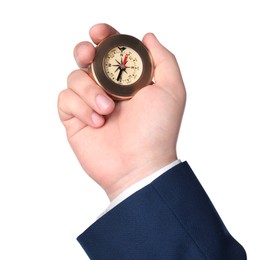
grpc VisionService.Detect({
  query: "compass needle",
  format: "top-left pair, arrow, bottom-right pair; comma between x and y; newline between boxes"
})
117,68 -> 124,82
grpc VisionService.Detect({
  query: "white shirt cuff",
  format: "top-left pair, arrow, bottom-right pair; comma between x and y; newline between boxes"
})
99,159 -> 181,218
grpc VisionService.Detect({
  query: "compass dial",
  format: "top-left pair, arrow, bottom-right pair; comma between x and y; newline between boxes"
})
103,46 -> 143,85
90,34 -> 153,100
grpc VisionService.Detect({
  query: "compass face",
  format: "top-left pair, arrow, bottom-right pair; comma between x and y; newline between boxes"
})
90,34 -> 153,100
103,46 -> 143,85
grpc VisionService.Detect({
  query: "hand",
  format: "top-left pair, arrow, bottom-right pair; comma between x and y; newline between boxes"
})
58,23 -> 186,200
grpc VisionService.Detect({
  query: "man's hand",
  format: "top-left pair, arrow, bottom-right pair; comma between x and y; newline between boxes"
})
58,23 -> 186,200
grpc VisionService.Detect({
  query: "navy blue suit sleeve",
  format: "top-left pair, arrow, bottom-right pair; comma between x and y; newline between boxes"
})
77,161 -> 246,260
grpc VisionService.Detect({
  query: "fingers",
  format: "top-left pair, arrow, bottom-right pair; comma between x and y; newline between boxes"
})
74,23 -> 119,68
142,33 -> 186,99
58,70 -> 115,129
58,88 -> 105,128
67,69 -> 114,114
66,23 -> 119,130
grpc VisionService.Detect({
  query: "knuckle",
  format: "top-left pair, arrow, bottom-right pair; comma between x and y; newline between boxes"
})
57,89 -> 69,106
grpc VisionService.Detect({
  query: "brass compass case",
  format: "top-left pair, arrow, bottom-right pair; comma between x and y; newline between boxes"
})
90,34 -> 154,100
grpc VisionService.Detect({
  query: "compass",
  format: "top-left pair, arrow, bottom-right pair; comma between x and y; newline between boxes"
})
89,34 -> 154,100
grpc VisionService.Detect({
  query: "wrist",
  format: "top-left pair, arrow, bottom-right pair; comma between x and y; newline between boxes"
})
105,153 -> 178,201
102,159 -> 181,216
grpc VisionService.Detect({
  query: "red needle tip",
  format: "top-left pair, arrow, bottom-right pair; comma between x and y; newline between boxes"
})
123,54 -> 128,65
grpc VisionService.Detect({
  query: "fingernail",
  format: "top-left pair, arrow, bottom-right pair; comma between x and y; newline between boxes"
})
96,94 -> 112,111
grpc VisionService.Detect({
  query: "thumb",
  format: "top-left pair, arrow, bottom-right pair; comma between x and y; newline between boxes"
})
142,33 -> 185,97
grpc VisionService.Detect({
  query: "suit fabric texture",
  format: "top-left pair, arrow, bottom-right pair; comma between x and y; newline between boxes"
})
77,161 -> 246,259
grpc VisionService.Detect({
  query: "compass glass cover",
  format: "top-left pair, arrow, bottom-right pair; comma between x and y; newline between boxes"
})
103,46 -> 143,86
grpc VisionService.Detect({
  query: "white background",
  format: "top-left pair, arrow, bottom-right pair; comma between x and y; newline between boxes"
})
0,0 -> 260,259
